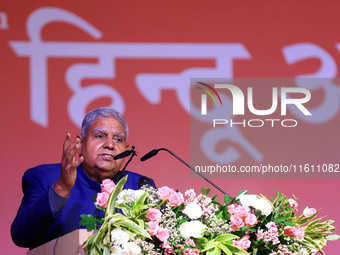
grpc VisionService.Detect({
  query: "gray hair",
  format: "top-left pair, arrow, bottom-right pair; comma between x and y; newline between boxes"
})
81,107 -> 129,138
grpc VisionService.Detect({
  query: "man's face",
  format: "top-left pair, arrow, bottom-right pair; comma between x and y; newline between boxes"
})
79,117 -> 129,180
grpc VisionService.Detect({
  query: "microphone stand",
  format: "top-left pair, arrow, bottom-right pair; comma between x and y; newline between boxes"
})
113,146 -> 137,184
144,148 -> 233,200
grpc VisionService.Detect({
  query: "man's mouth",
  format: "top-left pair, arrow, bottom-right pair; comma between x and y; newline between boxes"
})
100,154 -> 114,160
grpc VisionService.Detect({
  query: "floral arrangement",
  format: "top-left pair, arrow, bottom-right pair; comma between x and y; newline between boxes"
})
80,176 -> 339,255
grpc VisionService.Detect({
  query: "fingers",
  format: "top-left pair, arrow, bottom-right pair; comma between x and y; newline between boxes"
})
58,134 -> 83,195
75,155 -> 85,168
63,133 -> 72,153
62,134 -> 81,166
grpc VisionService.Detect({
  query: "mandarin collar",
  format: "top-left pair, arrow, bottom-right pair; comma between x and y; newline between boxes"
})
76,165 -> 124,191
77,165 -> 101,191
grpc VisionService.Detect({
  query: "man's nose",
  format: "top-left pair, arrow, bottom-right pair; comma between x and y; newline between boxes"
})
103,138 -> 114,150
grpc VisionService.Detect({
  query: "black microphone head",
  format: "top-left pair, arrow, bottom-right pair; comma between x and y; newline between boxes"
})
138,177 -> 155,189
140,149 -> 158,162
114,150 -> 132,160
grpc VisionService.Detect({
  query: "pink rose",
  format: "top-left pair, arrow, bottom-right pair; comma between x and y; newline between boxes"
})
233,235 -> 251,251
161,240 -> 174,254
158,186 -> 175,200
95,192 -> 110,208
256,229 -> 264,240
265,222 -> 277,229
147,221 -> 160,236
228,204 -> 237,215
230,214 -> 244,231
101,179 -> 116,194
168,192 -> 184,207
200,196 -> 212,207
202,205 -> 215,217
147,208 -> 162,222
156,227 -> 170,242
162,241 -> 172,249
288,199 -> 298,212
184,189 -> 196,201
244,213 -> 258,227
294,227 -> 305,239
303,207 -> 316,217
185,238 -> 196,247
239,235 -> 251,250
236,206 -> 250,218
184,248 -> 199,255
284,226 -> 296,236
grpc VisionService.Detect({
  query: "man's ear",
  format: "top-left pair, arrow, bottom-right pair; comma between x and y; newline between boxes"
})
125,143 -> 129,150
78,135 -> 83,155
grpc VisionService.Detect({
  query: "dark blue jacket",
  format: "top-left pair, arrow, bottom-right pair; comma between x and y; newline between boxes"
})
11,164 -> 155,249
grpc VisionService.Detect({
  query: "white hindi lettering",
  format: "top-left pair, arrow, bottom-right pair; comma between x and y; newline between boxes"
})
8,6 -> 264,164
9,7 -> 103,127
0,12 -> 9,29
282,43 -> 340,123
9,7 -> 251,128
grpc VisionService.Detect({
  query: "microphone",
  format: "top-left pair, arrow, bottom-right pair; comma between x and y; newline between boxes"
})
138,176 -> 155,189
140,148 -> 233,199
114,149 -> 135,160
113,146 -> 137,184
140,149 -> 158,162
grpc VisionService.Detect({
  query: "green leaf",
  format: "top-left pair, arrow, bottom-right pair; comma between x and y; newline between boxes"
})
201,188 -> 211,196
86,232 -> 103,255
206,248 -> 219,255
79,214 -> 97,231
276,215 -> 286,222
218,243 -> 232,255
276,190 -> 280,197
109,214 -> 151,239
236,190 -> 247,200
135,191 -> 148,206
103,246 -> 110,255
224,194 -> 232,204
105,175 -> 128,217
326,234 -> 340,241
225,243 -> 249,255
212,194 -> 218,202
215,233 -> 240,242
303,236 -> 323,253
223,205 -> 229,217
136,218 -> 145,228
202,240 -> 216,251
195,237 -> 208,248
216,210 -> 223,219
93,242 -> 103,255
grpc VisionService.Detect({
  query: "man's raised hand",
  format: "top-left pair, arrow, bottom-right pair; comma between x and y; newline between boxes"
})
54,133 -> 84,197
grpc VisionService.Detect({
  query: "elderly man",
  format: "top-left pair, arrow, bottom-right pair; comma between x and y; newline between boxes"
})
11,107 -> 155,249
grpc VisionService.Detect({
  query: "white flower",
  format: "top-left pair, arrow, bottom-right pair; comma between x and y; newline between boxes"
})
117,189 -> 145,204
179,220 -> 206,239
122,241 -> 142,255
255,198 -> 272,216
296,248 -> 309,255
110,246 -> 123,255
111,229 -> 130,246
239,194 -> 257,207
240,194 -> 272,216
183,202 -> 203,219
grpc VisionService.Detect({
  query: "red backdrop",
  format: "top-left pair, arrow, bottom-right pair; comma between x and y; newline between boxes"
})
1,1 -> 340,253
